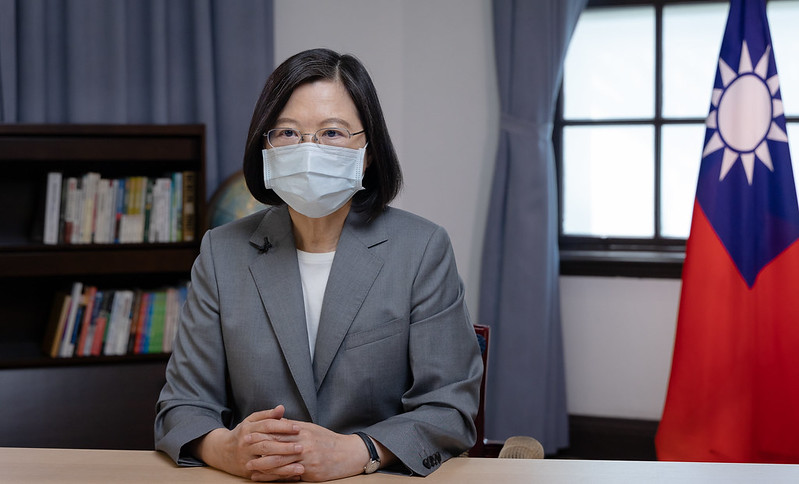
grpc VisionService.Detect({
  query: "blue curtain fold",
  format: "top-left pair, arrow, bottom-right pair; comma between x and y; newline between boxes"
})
0,0 -> 274,198
480,0 -> 586,453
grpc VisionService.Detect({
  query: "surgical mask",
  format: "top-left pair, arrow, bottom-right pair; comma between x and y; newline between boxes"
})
262,143 -> 366,218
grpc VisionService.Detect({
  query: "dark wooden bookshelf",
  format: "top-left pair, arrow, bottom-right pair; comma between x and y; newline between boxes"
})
0,124 -> 206,449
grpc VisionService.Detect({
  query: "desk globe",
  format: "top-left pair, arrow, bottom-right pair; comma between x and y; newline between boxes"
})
207,171 -> 269,228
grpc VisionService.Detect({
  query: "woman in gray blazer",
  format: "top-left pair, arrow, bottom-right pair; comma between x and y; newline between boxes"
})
154,48 -> 482,482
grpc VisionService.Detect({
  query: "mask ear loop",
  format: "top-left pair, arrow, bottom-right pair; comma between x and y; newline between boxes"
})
361,142 -> 371,172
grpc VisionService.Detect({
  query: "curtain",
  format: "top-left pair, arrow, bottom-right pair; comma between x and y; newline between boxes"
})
0,0 -> 273,198
480,0 -> 586,453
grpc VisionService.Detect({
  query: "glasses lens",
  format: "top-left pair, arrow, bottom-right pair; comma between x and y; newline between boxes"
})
315,128 -> 351,147
267,129 -> 300,147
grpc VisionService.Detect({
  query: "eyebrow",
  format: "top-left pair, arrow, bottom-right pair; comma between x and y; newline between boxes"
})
273,117 -> 354,129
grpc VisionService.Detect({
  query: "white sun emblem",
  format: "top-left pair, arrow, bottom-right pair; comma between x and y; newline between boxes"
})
702,40 -> 788,185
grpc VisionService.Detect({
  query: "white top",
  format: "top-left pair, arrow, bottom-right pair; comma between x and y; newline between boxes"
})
296,249 -> 336,359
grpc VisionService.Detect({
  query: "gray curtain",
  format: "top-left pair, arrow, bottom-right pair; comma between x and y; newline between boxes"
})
0,0 -> 273,198
480,0 -> 586,453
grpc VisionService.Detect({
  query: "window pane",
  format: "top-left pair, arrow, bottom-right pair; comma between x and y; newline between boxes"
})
563,125 -> 654,237
786,123 -> 799,205
662,3 -> 728,118
661,124 -> 704,238
564,7 -> 654,120
768,1 -> 799,116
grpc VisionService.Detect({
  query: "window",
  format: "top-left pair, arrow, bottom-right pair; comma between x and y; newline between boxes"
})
557,0 -> 799,277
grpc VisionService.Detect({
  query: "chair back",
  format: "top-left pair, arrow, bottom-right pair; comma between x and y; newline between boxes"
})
469,324 -> 490,456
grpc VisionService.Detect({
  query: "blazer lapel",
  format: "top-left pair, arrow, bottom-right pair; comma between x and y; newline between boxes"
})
248,207 -> 318,421
312,211 -> 386,390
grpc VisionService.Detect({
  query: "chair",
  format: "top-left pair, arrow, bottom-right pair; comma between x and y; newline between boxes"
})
469,324 -> 545,459
468,324 -> 490,457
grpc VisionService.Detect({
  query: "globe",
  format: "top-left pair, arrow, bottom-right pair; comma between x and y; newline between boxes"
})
207,171 -> 269,228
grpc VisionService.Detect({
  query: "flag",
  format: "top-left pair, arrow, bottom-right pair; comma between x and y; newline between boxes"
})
655,0 -> 799,463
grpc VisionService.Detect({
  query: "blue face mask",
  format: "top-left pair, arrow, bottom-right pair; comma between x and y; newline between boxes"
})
262,143 -> 366,218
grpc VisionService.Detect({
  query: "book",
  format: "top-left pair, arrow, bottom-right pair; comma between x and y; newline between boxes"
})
67,298 -> 86,358
119,176 -> 147,243
75,286 -> 98,357
171,171 -> 183,242
104,291 -> 129,356
146,290 -> 165,354
58,175 -> 69,243
151,177 -> 172,243
143,179 -> 155,243
106,290 -> 135,355
182,171 -> 196,242
115,290 -> 135,355
79,172 -> 100,244
126,290 -> 143,355
132,291 -> 152,354
58,282 -> 84,357
163,287 -> 178,353
103,292 -> 120,355
113,178 -> 125,243
91,291 -> 114,356
93,179 -> 113,244
62,178 -> 79,244
43,172 -> 63,245
138,292 -> 156,354
42,292 -> 71,358
83,290 -> 104,356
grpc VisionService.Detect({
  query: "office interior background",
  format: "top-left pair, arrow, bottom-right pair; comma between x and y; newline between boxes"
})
5,0 -> 798,458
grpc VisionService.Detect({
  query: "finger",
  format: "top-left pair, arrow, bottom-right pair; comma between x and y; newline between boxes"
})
247,419 -> 300,438
247,458 -> 304,477
245,405 -> 286,423
248,440 -> 303,459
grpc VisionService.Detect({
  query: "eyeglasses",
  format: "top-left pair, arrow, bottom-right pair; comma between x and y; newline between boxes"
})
264,127 -> 366,148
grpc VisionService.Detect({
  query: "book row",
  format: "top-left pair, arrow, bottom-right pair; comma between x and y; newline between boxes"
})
42,171 -> 197,245
43,281 -> 189,358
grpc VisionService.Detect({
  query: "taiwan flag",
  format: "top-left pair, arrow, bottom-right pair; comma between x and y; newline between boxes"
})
656,0 -> 799,463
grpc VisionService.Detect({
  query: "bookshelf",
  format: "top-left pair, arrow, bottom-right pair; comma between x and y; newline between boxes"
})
0,124 -> 206,449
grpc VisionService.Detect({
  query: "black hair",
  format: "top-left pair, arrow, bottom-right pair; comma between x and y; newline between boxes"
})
242,48 -> 402,221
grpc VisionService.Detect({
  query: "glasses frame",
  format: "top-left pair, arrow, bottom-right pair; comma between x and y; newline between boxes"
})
264,127 -> 366,149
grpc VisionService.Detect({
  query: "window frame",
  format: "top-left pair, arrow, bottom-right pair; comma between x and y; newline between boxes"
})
555,0 -> 798,278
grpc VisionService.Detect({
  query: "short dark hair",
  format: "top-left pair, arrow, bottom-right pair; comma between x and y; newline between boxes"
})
242,48 -> 402,221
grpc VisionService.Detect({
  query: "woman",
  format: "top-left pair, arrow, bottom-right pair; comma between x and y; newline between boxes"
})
154,48 -> 482,482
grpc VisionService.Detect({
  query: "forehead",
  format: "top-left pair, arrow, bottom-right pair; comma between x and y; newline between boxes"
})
277,79 -> 360,127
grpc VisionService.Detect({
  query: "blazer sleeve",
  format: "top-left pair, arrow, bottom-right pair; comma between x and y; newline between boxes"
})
154,230 -> 231,465
362,225 -> 483,476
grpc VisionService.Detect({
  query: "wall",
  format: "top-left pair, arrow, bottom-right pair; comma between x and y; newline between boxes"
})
561,276 -> 680,420
274,0 -> 679,424
274,0 -> 497,314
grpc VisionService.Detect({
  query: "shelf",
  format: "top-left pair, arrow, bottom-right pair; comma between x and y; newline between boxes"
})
0,124 -> 203,162
0,124 -> 206,450
0,339 -> 170,369
0,244 -> 198,277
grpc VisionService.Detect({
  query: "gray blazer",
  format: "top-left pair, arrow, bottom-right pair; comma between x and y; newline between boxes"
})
154,205 -> 482,476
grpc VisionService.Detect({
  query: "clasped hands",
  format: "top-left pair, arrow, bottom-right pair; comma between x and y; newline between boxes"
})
193,405 -> 373,482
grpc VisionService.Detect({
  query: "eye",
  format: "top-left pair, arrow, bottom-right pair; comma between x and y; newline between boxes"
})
318,128 -> 346,141
275,128 -> 300,140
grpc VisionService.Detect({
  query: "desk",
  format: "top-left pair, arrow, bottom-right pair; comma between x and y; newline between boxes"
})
2,448 -> 799,483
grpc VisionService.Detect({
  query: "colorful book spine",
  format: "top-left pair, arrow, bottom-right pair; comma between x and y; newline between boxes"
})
75,286 -> 98,356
